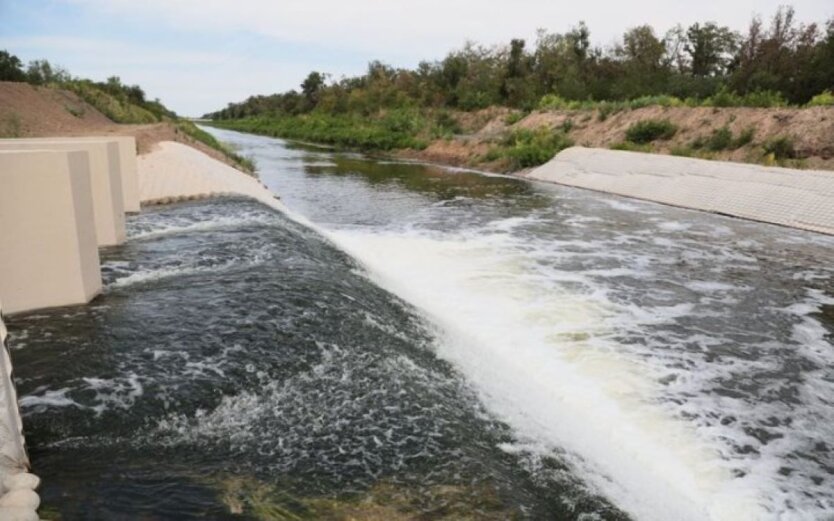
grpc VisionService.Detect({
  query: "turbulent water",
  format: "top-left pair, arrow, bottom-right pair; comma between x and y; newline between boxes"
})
6,128 -> 834,520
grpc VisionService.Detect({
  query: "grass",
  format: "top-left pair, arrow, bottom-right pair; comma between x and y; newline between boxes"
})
63,80 -> 159,124
177,120 -> 256,173
625,119 -> 677,144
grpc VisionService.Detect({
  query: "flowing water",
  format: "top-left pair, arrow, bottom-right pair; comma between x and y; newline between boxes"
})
5,127 -> 834,520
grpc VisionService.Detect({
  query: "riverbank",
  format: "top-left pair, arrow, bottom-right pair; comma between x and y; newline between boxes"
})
0,81 -> 253,174
207,104 -> 834,174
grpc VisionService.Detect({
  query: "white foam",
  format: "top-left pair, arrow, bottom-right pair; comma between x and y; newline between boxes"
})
326,227 -> 759,521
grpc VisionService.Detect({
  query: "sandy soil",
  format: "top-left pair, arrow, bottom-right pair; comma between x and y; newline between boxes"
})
400,105 -> 834,172
0,81 -> 239,168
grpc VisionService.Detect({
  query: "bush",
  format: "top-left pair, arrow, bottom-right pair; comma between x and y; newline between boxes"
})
504,111 -> 525,125
625,119 -> 678,143
670,145 -> 694,157
496,127 -> 573,168
807,91 -> 834,107
610,141 -> 652,152
706,127 -> 733,151
762,136 -> 796,160
703,87 -> 787,108
734,127 -> 755,147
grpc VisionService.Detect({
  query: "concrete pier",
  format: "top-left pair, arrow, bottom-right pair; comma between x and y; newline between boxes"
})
3,137 -> 141,213
0,141 -> 126,246
0,150 -> 102,315
525,147 -> 834,235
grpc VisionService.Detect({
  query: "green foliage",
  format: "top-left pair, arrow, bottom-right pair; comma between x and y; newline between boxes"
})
734,126 -> 756,147
490,127 -> 574,168
670,145 -> 694,157
0,50 -> 26,81
63,80 -> 159,123
0,113 -> 22,137
625,119 -> 678,143
693,125 -> 756,151
176,120 -> 256,173
432,110 -> 462,137
705,126 -> 733,151
762,136 -> 796,160
504,111 -> 525,125
610,141 -> 653,152
807,90 -> 834,106
209,113 -> 431,151
703,87 -> 787,108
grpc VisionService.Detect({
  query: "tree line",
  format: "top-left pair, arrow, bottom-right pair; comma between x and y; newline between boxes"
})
206,7 -> 834,119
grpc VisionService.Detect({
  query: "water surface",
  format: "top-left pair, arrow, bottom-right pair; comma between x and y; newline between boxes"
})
6,128 -> 834,520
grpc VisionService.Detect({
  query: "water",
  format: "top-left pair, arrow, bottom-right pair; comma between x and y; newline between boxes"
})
6,128 -> 834,520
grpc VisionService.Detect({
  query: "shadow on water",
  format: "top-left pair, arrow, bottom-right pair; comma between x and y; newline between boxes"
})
7,199 -> 628,520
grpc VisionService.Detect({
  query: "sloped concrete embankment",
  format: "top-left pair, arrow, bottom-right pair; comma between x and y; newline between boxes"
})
524,147 -> 834,235
138,141 -> 284,211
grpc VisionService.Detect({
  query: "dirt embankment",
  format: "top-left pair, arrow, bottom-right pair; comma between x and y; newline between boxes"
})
399,105 -> 834,172
0,81 -> 236,166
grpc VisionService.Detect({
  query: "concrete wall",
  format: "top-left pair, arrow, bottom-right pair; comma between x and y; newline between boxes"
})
4,137 -> 140,213
525,147 -> 834,235
0,141 -> 126,246
0,150 -> 102,315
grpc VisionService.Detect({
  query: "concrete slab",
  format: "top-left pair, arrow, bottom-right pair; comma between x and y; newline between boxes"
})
525,147 -> 834,235
0,141 -> 126,246
0,150 -> 102,314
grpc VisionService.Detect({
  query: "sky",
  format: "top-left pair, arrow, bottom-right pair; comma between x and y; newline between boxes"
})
1,0 -> 832,116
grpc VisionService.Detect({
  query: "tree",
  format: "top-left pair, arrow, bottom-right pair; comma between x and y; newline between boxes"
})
300,71 -> 326,108
685,22 -> 738,76
25,59 -> 69,85
0,50 -> 25,82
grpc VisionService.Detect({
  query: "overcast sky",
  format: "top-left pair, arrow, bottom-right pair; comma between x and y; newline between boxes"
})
2,0 -> 832,116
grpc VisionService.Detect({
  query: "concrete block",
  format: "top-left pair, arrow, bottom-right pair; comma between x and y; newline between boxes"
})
0,137 -> 139,213
0,150 -> 102,314
0,141 -> 125,246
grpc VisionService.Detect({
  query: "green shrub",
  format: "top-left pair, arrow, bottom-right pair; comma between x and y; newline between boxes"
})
0,113 -> 22,137
670,145 -> 694,157
64,80 -> 158,124
627,95 -> 684,109
560,118 -> 574,133
538,95 -> 572,110
706,127 -> 733,151
807,91 -> 834,107
703,87 -> 787,108
493,127 -> 574,168
734,127 -> 755,147
504,111 -> 525,125
762,136 -> 796,160
610,141 -> 653,152
625,119 -> 678,143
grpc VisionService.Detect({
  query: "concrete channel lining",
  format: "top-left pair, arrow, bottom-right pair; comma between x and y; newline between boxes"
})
0,141 -> 126,246
526,147 -> 834,235
2,137 -> 141,214
0,150 -> 103,315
